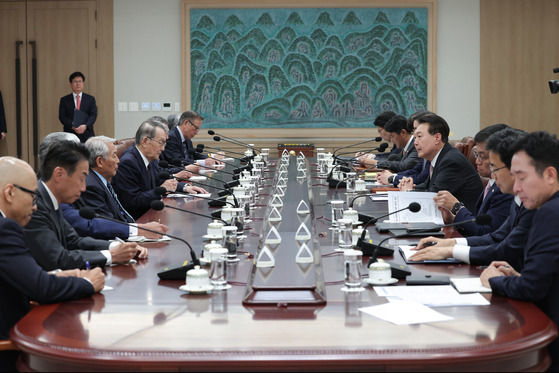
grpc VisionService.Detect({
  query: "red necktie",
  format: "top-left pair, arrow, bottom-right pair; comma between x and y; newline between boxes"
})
76,94 -> 81,110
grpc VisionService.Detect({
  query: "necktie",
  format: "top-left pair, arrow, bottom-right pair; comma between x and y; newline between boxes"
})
429,164 -> 434,179
76,94 -> 81,110
483,182 -> 492,201
147,163 -> 153,188
107,182 -> 135,222
183,140 -> 189,158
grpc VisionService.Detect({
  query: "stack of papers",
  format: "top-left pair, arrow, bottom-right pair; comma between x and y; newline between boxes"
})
127,235 -> 172,242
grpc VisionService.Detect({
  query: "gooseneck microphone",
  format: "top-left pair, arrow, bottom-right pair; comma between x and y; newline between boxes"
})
332,137 -> 382,161
365,214 -> 493,265
154,186 -> 237,208
150,200 -> 228,225
208,130 -> 261,155
353,202 -> 422,255
188,148 -> 248,172
79,207 -> 199,280
157,171 -> 239,206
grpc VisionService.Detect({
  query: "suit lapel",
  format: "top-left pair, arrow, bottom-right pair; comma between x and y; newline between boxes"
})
38,182 -> 65,245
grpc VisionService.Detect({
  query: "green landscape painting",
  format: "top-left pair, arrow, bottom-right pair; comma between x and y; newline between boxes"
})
189,7 -> 429,129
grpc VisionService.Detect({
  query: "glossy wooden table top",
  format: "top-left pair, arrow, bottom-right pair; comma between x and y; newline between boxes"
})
11,158 -> 557,371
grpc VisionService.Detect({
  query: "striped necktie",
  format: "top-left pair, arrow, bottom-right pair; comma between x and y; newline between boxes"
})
107,182 -> 135,222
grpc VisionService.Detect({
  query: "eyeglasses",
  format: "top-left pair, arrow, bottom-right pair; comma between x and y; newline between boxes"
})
489,165 -> 507,174
14,184 -> 40,205
149,137 -> 167,147
186,120 -> 200,132
473,150 -> 489,161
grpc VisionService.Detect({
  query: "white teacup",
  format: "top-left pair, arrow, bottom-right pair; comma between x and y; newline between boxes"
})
369,259 -> 392,283
355,179 -> 366,191
186,265 -> 211,290
207,220 -> 224,238
233,186 -> 248,197
221,207 -> 234,223
352,226 -> 369,245
343,208 -> 359,223
203,241 -> 223,260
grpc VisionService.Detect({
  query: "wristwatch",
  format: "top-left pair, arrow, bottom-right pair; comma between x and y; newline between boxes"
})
451,202 -> 465,215
388,175 -> 395,184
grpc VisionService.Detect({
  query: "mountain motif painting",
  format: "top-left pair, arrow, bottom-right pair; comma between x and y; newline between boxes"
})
187,7 -> 429,129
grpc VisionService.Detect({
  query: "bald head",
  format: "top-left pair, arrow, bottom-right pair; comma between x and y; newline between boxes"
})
0,157 -> 38,226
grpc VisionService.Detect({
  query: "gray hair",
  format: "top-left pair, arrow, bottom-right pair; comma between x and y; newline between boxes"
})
167,114 -> 180,130
85,136 -> 116,168
178,110 -> 203,126
135,120 -> 169,144
39,132 -> 80,163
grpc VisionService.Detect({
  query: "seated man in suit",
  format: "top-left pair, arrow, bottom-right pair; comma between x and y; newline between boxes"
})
398,113 -> 483,212
160,110 -> 215,169
24,141 -> 146,271
58,71 -> 97,143
409,128 -> 534,272
112,119 -> 206,220
358,114 -> 419,173
431,124 -> 513,236
67,136 -> 169,239
377,110 -> 434,186
480,131 -> 559,371
0,156 -> 105,370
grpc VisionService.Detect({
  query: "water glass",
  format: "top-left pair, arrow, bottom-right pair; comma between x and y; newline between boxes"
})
344,249 -> 363,291
209,247 -> 228,290
330,200 -> 345,228
338,218 -> 354,250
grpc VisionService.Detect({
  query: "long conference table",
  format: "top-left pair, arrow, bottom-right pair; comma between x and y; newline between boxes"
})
11,155 -> 557,371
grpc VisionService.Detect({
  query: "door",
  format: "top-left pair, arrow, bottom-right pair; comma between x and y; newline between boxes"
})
0,0 -> 97,168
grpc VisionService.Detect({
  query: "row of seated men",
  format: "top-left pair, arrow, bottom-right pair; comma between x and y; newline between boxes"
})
1,109 -> 559,371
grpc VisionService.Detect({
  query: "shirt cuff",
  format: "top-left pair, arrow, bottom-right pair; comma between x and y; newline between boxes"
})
453,244 -> 471,264
102,246 -> 116,266
455,237 -> 468,245
129,223 -> 138,237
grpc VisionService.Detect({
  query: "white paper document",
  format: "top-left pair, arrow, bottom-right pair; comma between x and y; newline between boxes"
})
451,277 -> 492,293
386,191 -> 443,224
359,300 -> 454,325
374,285 -> 490,307
127,235 -> 172,242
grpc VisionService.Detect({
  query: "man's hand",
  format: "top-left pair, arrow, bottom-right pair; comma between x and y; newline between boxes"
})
185,164 -> 201,174
174,170 -> 192,180
185,185 -> 207,194
55,269 -> 81,278
161,179 -> 178,192
434,191 -> 459,211
377,170 -> 395,184
398,176 -> 414,191
414,236 -> 456,250
73,124 -> 87,134
137,221 -> 169,239
80,267 -> 105,292
480,261 -> 519,288
110,242 -> 140,263
134,244 -> 149,260
1,132 -> 6,140
408,245 -> 453,262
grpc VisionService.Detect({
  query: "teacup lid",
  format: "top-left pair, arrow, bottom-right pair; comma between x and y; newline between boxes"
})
369,259 -> 390,269
187,265 -> 208,278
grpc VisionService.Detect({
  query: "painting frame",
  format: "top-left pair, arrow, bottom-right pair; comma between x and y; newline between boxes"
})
182,0 -> 436,140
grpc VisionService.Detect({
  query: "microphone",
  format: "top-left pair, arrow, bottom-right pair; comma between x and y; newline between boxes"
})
150,200 -> 228,225
169,158 -> 240,178
208,130 -> 261,155
154,186 -> 237,209
200,144 -> 251,159
364,214 -> 493,263
334,142 -> 389,160
354,202 -> 421,255
332,137 -> 382,160
188,148 -> 249,172
158,171 -> 239,206
78,207 -> 199,280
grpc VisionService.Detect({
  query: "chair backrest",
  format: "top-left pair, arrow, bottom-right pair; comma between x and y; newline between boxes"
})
114,138 -> 135,159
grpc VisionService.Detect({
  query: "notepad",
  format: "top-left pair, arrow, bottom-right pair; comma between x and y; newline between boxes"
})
451,277 -> 492,293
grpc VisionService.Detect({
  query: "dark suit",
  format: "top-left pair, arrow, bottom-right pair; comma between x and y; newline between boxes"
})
23,182 -> 109,271
376,140 -> 419,173
467,200 -> 535,271
488,191 -> 559,371
393,159 -> 430,187
80,171 -> 135,223
453,182 -> 513,236
112,146 -> 183,220
58,92 -> 97,142
60,202 -> 129,240
415,143 -> 483,212
0,90 -> 6,134
160,126 -> 207,164
0,217 -> 93,340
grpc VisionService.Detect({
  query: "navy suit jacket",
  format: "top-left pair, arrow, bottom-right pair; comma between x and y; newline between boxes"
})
454,182 -> 513,236
376,140 -> 419,173
60,202 -> 129,240
0,217 -> 93,339
415,143 -> 483,212
112,146 -> 185,220
0,90 -> 6,133
488,191 -> 559,370
23,182 -> 109,271
160,126 -> 207,164
393,159 -> 430,187
467,200 -> 535,270
58,92 -> 97,142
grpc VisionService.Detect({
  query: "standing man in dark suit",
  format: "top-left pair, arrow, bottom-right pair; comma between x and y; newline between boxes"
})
481,131 -> 559,371
430,124 -> 513,236
0,90 -> 7,140
399,113 -> 483,212
0,156 -> 104,371
112,119 -> 206,220
358,115 -> 419,173
24,141 -> 145,271
160,110 -> 214,168
58,71 -> 97,143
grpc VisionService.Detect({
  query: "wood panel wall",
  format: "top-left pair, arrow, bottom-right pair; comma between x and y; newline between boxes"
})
480,0 -> 559,133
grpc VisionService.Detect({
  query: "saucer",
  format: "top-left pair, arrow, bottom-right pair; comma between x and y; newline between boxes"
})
365,277 -> 398,286
351,221 -> 363,226
202,234 -> 223,240
179,284 -> 214,294
199,257 -> 211,265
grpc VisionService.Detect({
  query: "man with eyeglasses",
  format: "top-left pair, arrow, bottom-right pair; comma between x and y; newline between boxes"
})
161,110 -> 217,168
428,124 -> 513,236
0,156 -> 105,371
112,119 -> 206,220
409,128 -> 534,271
58,71 -> 97,143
